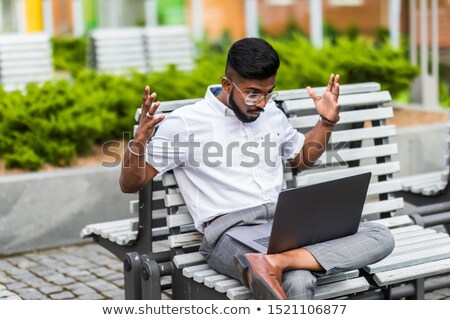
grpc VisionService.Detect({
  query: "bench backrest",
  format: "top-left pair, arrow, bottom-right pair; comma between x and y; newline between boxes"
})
0,33 -> 53,92
88,26 -> 195,75
88,28 -> 148,75
143,26 -> 195,72
133,82 -> 404,262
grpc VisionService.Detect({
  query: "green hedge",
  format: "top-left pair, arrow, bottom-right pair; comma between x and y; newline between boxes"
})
0,35 -> 418,170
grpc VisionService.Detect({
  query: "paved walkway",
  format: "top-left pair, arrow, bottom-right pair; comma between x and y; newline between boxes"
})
0,243 -> 449,300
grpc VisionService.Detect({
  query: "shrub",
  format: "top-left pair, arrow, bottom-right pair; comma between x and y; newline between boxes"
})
0,34 -> 419,170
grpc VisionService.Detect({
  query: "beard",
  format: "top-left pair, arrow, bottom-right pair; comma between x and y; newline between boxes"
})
228,88 -> 263,123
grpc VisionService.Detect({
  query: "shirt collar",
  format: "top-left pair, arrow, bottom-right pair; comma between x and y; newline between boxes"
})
205,85 -> 236,117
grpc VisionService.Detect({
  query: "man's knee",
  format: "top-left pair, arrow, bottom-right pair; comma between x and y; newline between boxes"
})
282,270 -> 317,300
361,222 -> 395,258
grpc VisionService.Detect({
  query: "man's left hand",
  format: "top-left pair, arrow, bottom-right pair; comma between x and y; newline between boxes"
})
306,74 -> 340,123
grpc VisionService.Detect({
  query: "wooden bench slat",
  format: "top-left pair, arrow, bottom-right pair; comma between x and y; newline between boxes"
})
289,106 -> 393,129
313,277 -> 370,300
168,232 -> 203,248
193,269 -> 219,283
226,286 -> 253,300
364,244 -> 450,273
394,232 -> 449,247
367,180 -> 402,196
373,258 -> 450,286
81,218 -> 135,236
173,252 -> 205,269
316,144 -> 398,167
330,125 -> 396,144
215,279 -> 242,293
371,215 -> 414,228
362,198 -> 404,217
296,162 -> 401,186
389,237 -> 450,257
204,274 -> 232,288
276,82 -> 381,102
389,225 -> 423,235
316,270 -> 359,286
162,173 -> 178,187
165,193 -> 186,207
182,265 -> 211,279
167,213 -> 194,228
393,229 -> 435,241
284,91 -> 391,114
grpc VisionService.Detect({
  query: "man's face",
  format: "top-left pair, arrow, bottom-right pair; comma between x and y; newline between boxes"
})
225,75 -> 277,123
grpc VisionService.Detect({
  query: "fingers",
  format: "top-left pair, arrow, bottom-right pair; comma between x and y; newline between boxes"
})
332,74 -> 340,99
326,73 -> 335,92
142,85 -> 149,106
140,86 -> 161,123
306,86 -> 319,101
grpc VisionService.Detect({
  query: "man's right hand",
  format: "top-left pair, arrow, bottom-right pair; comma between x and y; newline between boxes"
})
119,85 -> 164,193
130,86 -> 165,153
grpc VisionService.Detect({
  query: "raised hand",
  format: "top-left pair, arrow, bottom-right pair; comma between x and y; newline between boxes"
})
134,85 -> 165,143
306,74 -> 340,124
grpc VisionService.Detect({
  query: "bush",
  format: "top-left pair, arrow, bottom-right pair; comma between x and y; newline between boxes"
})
0,34 -> 419,170
52,37 -> 87,75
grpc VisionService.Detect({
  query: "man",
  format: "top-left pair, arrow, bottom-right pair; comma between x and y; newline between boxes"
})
120,38 -> 394,299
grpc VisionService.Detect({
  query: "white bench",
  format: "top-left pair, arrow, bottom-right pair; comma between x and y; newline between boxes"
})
81,83 -> 450,300
88,28 -> 148,75
0,32 -> 53,91
143,26 -> 195,72
88,26 -> 195,75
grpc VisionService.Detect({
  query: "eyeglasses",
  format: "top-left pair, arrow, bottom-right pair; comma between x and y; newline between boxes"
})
226,78 -> 279,106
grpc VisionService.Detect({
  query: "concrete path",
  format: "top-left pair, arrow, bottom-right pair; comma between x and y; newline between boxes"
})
0,243 -> 449,300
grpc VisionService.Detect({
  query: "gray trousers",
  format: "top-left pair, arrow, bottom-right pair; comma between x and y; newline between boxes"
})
199,203 -> 395,299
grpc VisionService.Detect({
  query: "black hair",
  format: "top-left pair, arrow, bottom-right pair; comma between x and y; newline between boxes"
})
225,38 -> 280,80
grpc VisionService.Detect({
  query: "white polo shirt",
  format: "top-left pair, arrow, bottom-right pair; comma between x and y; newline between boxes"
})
147,85 -> 305,232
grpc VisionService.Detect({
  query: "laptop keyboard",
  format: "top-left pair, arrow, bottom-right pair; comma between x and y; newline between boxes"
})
254,236 -> 270,247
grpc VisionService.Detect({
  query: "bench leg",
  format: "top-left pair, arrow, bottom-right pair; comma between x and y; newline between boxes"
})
141,259 -> 162,300
413,278 -> 425,300
124,252 -> 143,300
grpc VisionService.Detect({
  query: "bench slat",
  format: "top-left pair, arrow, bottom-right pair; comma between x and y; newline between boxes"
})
193,269 -> 219,283
393,229 -> 435,241
373,258 -> 450,286
276,82 -> 381,102
362,198 -> 404,217
295,162 -> 401,186
330,125 -> 396,144
313,277 -> 370,300
371,215 -> 414,228
289,107 -> 393,129
173,252 -> 205,269
204,275 -> 232,288
392,232 -> 449,247
364,244 -> 450,273
389,237 -> 450,257
167,213 -> 194,228
168,232 -> 203,248
366,179 -> 402,196
165,193 -> 186,207
215,279 -> 242,293
316,270 -> 359,286
226,286 -> 253,300
283,91 -> 391,114
315,144 -> 398,167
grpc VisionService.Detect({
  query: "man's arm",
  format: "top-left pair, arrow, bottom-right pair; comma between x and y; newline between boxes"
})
120,86 -> 165,193
289,74 -> 340,170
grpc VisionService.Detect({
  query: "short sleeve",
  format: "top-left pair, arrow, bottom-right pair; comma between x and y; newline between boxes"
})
280,113 -> 305,161
146,113 -> 189,174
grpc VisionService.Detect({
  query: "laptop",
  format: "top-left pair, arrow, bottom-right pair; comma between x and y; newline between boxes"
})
226,172 -> 372,254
